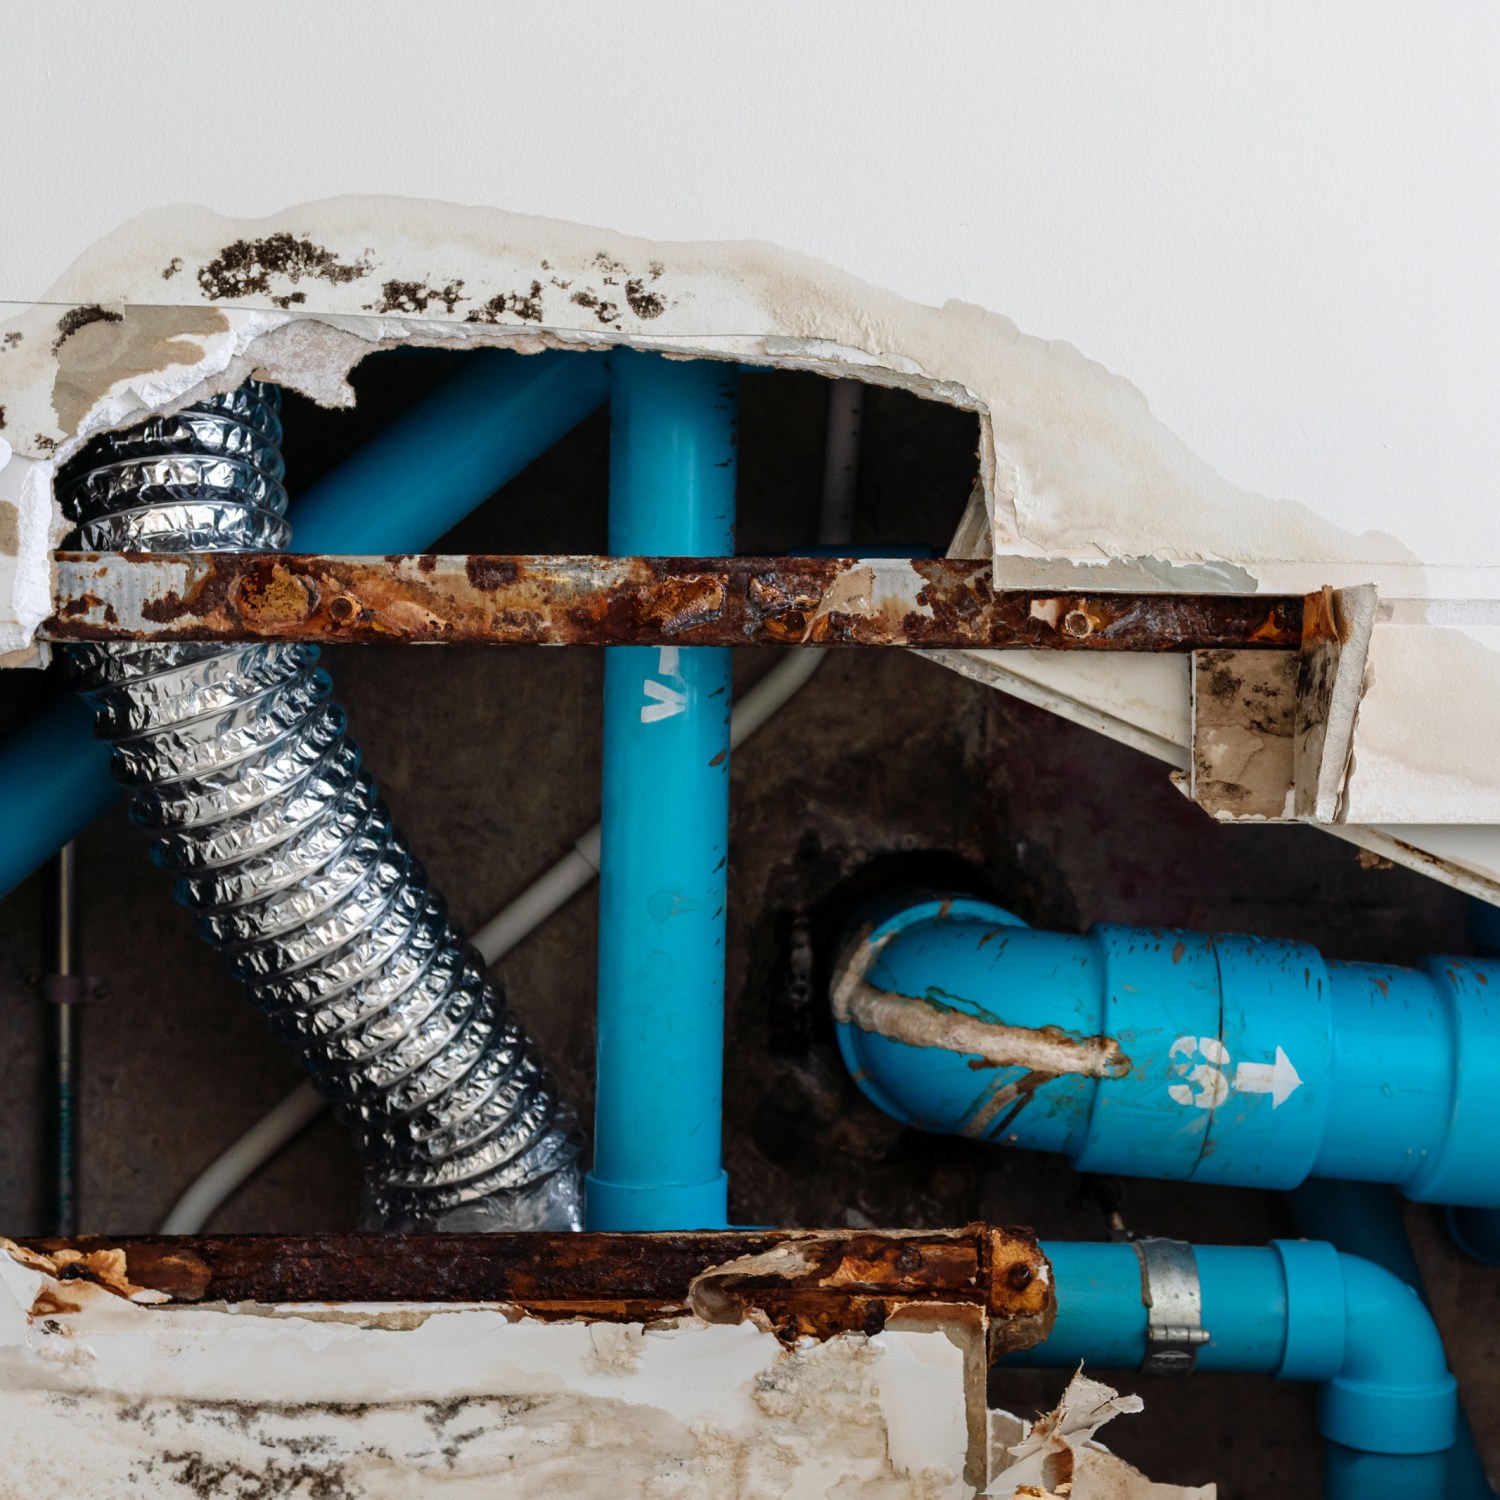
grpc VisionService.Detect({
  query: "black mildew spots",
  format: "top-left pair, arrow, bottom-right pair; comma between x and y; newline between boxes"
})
372,279 -> 468,315
52,304 -> 124,353
465,281 -> 545,324
195,235 -> 374,302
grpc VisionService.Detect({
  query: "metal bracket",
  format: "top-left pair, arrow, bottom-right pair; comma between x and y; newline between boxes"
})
1134,1236 -> 1209,1374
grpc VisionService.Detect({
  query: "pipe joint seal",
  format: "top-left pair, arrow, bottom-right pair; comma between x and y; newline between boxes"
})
1135,1237 -> 1208,1374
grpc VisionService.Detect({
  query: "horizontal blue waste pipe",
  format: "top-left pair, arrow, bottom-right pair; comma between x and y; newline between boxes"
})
832,897 -> 1500,1205
0,349 -> 609,899
1005,1239 -> 1457,1499
587,350 -> 737,1231
1450,897 -> 1500,1263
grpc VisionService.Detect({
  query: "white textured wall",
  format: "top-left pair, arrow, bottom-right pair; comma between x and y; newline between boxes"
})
5,1 -> 1500,876
6,1 -> 1496,555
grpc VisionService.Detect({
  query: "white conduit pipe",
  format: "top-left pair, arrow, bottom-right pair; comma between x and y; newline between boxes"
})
160,381 -> 861,1235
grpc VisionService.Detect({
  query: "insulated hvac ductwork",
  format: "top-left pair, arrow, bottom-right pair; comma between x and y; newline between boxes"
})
60,380 -> 582,1231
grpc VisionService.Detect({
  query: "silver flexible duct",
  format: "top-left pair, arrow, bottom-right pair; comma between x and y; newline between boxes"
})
61,380 -> 582,1230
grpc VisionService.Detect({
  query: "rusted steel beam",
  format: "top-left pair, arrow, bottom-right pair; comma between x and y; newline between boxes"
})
17,1225 -> 1054,1354
44,551 -> 1303,650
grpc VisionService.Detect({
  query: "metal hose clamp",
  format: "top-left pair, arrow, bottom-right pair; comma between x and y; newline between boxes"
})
1134,1237 -> 1209,1374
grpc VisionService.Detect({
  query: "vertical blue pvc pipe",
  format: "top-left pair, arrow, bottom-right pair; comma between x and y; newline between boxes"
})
587,350 -> 737,1230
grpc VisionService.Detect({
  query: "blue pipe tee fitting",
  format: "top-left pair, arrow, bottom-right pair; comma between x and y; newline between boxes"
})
833,898 -> 1500,1206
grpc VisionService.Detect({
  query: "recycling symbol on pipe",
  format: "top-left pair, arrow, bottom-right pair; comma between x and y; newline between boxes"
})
1167,1035 -> 1303,1110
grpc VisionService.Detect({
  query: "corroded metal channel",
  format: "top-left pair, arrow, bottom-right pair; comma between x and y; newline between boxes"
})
46,552 -> 1304,650
13,1225 -> 1055,1355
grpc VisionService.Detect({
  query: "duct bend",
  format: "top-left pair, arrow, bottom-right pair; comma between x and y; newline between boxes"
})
60,381 -> 582,1231
1007,1240 -> 1457,1499
831,897 -> 1500,1207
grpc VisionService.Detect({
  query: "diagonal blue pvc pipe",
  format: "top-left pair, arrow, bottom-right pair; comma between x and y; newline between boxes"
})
0,349 -> 609,898
586,350 -> 738,1231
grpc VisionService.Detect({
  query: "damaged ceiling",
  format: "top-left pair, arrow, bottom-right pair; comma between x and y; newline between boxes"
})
3,194 -> 1499,902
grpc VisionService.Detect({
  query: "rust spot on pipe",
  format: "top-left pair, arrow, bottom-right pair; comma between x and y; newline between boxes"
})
233,563 -> 318,629
465,556 -> 519,591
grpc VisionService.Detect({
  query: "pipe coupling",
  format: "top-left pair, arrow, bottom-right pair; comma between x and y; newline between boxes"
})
1135,1236 -> 1209,1374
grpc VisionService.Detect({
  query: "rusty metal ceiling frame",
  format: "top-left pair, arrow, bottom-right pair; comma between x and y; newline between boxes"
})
17,1224 -> 1055,1358
45,551 -> 1304,651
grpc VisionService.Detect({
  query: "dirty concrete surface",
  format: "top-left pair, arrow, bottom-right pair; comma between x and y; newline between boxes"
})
0,352 -> 1492,1497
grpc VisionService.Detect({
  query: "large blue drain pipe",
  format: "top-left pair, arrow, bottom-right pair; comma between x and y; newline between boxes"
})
1450,897 -> 1500,1264
0,349 -> 609,899
586,350 -> 738,1230
1007,1239 -> 1457,1499
832,897 -> 1500,1205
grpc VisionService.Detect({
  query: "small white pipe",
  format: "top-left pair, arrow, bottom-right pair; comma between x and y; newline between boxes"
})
472,847 -> 599,966
159,1079 -> 328,1234
469,653 -> 823,966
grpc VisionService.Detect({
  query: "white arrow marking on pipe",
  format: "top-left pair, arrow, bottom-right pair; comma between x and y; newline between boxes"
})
641,679 -> 688,723
1231,1047 -> 1303,1108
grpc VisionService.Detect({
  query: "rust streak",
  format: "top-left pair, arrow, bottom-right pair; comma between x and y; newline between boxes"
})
833,978 -> 1130,1080
44,553 -> 1305,651
12,1227 -> 1055,1355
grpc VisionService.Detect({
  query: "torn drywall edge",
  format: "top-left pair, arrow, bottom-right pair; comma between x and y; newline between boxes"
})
1293,585 -> 1378,823
2,197 -> 1493,597
0,1248 -> 979,1499
0,446 -> 55,662
3,202 -> 1500,895
986,1370 -> 1216,1498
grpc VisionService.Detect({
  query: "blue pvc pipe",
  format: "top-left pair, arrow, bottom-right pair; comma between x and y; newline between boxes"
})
832,897 -> 1500,1207
0,694 -> 115,903
1452,897 -> 1500,1263
291,348 -> 608,553
1006,1240 -> 1457,1499
1290,1181 -> 1496,1499
0,349 -> 609,899
587,350 -> 737,1231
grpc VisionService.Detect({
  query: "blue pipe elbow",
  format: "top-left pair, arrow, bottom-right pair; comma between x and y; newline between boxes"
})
1319,1249 -> 1457,1464
1007,1240 -> 1456,1497
0,348 -> 610,900
832,897 -> 1500,1207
